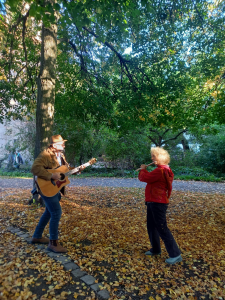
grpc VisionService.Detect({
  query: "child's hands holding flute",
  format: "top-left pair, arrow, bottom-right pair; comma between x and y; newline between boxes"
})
140,164 -> 147,170
135,161 -> 156,172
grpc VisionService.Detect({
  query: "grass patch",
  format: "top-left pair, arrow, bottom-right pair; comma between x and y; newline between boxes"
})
172,166 -> 225,182
0,166 -> 224,182
0,168 -> 33,178
78,166 -> 225,182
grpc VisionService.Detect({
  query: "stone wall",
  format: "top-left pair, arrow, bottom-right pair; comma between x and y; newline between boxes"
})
0,120 -> 32,166
0,120 -> 19,149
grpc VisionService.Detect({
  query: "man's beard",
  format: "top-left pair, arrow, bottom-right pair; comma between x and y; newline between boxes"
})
57,149 -> 65,153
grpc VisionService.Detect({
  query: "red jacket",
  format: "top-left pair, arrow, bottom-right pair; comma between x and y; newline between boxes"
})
138,165 -> 174,204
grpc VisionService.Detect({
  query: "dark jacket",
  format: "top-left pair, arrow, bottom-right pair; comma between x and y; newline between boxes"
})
14,153 -> 23,165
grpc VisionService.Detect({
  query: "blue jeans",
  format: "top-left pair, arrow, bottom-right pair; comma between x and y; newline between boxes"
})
147,202 -> 181,258
33,193 -> 62,240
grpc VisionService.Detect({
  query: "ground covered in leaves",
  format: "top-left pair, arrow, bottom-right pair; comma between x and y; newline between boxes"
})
0,186 -> 225,300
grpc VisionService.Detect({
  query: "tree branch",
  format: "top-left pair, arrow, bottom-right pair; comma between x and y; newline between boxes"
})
82,26 -> 137,89
22,10 -> 34,92
162,129 -> 187,145
161,128 -> 170,137
147,135 -> 159,146
69,40 -> 87,73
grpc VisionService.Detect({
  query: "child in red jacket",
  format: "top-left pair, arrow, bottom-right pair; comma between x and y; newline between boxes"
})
138,147 -> 182,265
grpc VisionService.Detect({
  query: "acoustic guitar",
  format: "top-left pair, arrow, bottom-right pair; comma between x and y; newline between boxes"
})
36,158 -> 97,197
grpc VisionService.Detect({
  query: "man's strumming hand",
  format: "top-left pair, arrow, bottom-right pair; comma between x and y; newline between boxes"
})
51,172 -> 61,180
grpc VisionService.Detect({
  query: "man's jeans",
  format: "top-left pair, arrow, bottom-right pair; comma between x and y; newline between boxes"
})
147,202 -> 181,258
33,193 -> 62,240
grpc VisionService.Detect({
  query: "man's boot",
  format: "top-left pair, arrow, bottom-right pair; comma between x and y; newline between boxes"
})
47,240 -> 67,253
31,237 -> 49,244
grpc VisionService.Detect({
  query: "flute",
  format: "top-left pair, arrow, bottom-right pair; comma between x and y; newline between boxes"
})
135,161 -> 156,172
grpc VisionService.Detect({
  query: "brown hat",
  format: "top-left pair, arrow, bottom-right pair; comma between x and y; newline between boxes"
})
50,134 -> 67,144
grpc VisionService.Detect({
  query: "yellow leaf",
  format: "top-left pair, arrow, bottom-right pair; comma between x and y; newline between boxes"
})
55,285 -> 61,289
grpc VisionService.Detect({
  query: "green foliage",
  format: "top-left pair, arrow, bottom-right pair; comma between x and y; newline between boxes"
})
0,168 -> 32,178
0,164 -> 223,182
172,166 -> 224,182
0,2 -> 40,122
78,166 -> 224,182
170,148 -> 198,168
103,129 -> 151,169
1,0 -> 225,167
196,125 -> 225,175
55,0 -> 225,136
53,119 -> 104,166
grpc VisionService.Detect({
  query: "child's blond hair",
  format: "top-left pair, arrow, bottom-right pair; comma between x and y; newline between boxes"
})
151,147 -> 170,165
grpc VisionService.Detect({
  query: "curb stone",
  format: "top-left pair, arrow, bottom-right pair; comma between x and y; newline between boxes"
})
90,283 -> 103,291
81,275 -> 96,285
7,226 -> 110,299
98,289 -> 110,299
36,244 -> 45,250
44,248 -> 51,253
47,251 -> 62,258
19,233 -> 30,238
10,228 -> 21,233
54,255 -> 72,264
71,268 -> 87,278
64,262 -> 80,271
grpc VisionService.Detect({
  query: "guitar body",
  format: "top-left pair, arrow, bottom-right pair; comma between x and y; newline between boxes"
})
36,165 -> 71,197
35,158 -> 97,198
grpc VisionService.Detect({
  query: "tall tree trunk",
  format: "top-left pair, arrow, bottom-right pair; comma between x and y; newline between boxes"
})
181,134 -> 190,151
35,12 -> 57,158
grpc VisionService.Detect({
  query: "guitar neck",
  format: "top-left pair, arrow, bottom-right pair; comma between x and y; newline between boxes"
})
65,162 -> 92,176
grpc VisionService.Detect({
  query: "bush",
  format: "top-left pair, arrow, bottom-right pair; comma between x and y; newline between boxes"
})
170,149 -> 198,168
196,128 -> 225,175
0,168 -> 33,178
1,165 -> 224,182
103,131 -> 151,170
172,166 -> 212,177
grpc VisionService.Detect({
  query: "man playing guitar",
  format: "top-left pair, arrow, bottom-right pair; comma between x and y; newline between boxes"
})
30,134 -> 85,253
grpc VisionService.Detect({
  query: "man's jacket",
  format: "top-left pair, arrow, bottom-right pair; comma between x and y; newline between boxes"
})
31,147 -> 72,195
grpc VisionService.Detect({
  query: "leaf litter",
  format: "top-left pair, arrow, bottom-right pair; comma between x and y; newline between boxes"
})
0,186 -> 225,300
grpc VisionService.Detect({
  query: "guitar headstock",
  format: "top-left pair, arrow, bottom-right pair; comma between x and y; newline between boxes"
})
89,158 -> 97,165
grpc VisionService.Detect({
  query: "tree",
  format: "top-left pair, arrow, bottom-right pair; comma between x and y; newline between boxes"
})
54,0 -> 225,139
35,1 -> 59,157
1,0 -> 225,160
0,2 -> 39,123
0,0 -> 60,157
146,127 -> 187,148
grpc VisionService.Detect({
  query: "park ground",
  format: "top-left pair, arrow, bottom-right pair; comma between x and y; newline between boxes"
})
0,184 -> 225,300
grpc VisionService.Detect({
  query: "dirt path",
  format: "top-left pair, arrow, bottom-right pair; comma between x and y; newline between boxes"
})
1,177 -> 225,194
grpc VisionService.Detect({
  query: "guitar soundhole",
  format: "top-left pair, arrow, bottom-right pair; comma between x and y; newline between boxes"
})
60,173 -> 65,180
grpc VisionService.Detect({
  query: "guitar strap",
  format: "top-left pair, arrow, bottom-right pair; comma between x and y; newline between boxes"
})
59,153 -> 68,196
32,176 -> 43,197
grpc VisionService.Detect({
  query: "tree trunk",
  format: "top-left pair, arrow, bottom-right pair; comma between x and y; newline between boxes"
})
35,13 -> 57,158
181,134 -> 190,151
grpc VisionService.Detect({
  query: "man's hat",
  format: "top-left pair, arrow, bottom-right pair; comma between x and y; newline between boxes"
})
50,135 -> 67,144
